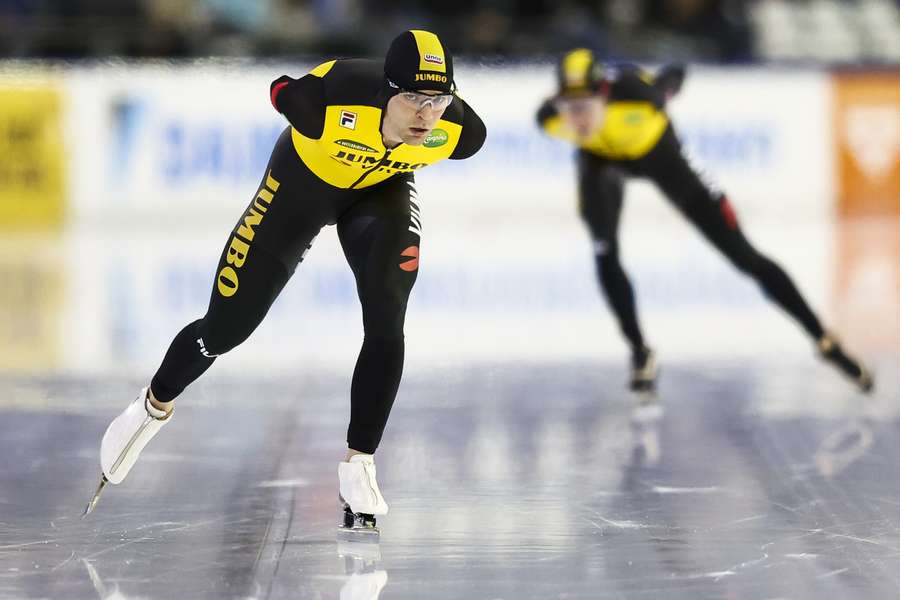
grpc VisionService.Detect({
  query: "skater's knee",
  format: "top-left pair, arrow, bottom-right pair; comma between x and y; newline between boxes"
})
362,305 -> 407,339
195,319 -> 253,356
593,238 -> 618,259
360,285 -> 411,339
596,245 -> 625,280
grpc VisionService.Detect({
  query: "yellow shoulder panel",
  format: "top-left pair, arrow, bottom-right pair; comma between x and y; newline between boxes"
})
309,60 -> 336,78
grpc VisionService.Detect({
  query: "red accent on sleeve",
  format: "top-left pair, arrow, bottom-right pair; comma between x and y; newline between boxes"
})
598,80 -> 611,98
270,81 -> 289,111
720,197 -> 739,230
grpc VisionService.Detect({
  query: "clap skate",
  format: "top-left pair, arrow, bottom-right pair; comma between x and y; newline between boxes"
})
817,334 -> 874,394
337,454 -> 388,542
630,346 -> 658,394
83,387 -> 172,516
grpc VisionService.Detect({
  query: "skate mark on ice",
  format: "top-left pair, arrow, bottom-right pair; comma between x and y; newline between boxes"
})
256,478 -> 309,488
81,536 -> 155,560
652,485 -> 720,494
50,551 -> 76,572
585,514 -> 651,530
818,567 -> 851,578
727,513 -> 769,525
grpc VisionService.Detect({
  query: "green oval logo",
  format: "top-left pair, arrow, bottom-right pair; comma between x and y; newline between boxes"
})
423,128 -> 448,148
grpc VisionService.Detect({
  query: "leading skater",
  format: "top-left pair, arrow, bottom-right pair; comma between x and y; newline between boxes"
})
86,30 -> 486,537
536,48 -> 873,393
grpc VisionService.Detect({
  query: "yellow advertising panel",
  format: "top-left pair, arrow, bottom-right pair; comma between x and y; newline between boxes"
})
0,233 -> 64,373
833,73 -> 900,217
0,83 -> 66,228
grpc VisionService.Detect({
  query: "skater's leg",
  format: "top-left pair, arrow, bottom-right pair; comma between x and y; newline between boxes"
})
338,175 -> 420,457
644,128 -> 872,391
149,245 -> 291,405
333,175 -> 420,525
646,129 -> 826,339
95,128 -> 331,497
577,152 -> 647,355
578,152 -> 656,390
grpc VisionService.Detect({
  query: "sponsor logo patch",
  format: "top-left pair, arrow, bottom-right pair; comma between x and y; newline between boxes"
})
335,138 -> 377,153
415,73 -> 448,83
423,128 -> 448,148
423,53 -> 444,65
399,246 -> 419,272
339,110 -> 357,130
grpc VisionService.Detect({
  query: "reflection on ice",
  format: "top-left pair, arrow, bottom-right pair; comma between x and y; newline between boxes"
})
337,542 -> 387,600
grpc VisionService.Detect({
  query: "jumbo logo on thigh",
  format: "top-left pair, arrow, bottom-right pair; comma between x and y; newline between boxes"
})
216,170 -> 280,297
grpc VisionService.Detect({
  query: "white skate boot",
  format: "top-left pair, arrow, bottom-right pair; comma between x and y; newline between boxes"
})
338,454 -> 388,541
83,387 -> 172,516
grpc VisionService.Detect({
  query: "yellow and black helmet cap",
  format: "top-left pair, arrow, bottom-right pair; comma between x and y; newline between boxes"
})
384,29 -> 455,94
556,48 -> 604,97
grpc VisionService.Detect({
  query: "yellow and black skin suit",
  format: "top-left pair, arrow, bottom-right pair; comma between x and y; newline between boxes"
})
150,30 -> 486,453
536,49 -> 871,390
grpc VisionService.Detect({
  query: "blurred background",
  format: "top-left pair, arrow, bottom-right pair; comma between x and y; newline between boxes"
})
2,4 -> 899,599
0,1 -> 898,375
2,0 -> 900,62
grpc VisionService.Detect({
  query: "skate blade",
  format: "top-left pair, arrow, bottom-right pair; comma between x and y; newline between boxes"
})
336,526 -> 380,543
82,475 -> 108,518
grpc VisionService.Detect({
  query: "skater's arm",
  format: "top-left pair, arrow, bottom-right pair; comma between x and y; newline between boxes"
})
448,98 -> 487,160
536,98 -> 577,143
270,65 -> 329,139
653,63 -> 686,103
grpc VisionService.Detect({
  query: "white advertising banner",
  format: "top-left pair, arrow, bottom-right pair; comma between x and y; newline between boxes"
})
9,63 -> 838,373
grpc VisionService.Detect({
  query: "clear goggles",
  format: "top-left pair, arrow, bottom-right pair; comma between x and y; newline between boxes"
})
556,94 -> 603,115
398,89 -> 454,110
388,79 -> 455,111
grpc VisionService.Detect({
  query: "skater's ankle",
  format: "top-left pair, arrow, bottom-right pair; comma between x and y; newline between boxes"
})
344,448 -> 372,462
146,388 -> 174,416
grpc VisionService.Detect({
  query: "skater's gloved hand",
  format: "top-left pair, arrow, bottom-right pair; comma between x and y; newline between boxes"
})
655,64 -> 686,103
270,75 -> 297,111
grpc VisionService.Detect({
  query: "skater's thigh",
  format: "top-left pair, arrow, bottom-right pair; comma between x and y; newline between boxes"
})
336,175 -> 420,334
237,126 -> 337,273
576,151 -> 625,244
198,128 -> 336,352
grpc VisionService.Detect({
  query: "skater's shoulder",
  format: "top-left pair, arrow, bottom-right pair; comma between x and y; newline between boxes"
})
606,64 -> 665,107
312,58 -> 384,106
445,96 -> 486,160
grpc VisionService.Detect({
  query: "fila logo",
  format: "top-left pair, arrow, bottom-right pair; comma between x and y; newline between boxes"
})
423,53 -> 444,65
339,110 -> 357,130
196,337 -> 217,358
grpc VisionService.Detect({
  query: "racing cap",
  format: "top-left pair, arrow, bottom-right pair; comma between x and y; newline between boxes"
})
384,30 -> 455,94
557,48 -> 604,97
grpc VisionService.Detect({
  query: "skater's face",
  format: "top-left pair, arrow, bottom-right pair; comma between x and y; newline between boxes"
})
382,89 -> 450,147
557,94 -> 606,138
